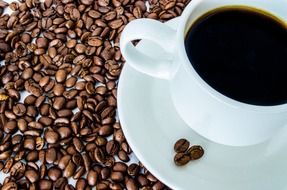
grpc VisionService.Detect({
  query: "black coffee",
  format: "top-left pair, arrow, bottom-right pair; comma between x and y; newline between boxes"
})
185,7 -> 287,106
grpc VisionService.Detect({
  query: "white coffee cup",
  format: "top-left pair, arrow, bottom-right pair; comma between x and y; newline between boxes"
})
120,0 -> 287,146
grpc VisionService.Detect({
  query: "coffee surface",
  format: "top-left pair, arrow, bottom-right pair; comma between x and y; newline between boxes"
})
185,8 -> 287,106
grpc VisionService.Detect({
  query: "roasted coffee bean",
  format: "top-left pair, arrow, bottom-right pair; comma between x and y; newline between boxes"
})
55,69 -> 67,83
100,167 -> 110,180
118,150 -> 130,162
110,171 -> 124,182
17,119 -> 27,132
73,137 -> 84,152
174,138 -> 190,153
23,138 -> 36,150
57,126 -> 72,139
73,166 -> 85,180
46,147 -> 57,164
113,162 -> 127,172
125,178 -> 138,190
44,128 -> 59,144
38,179 -> 53,189
26,151 -> 38,162
10,161 -> 26,179
63,160 -> 76,178
174,152 -> 190,166
106,140 -> 119,155
1,182 -> 17,190
25,169 -> 39,183
87,169 -> 98,186
128,163 -> 140,176
94,147 -> 106,163
12,103 -> 26,116
76,178 -> 87,190
53,83 -> 65,96
4,120 -> 17,134
58,155 -> 71,170
187,145 -> 204,160
48,166 -> 62,181
55,177 -> 68,189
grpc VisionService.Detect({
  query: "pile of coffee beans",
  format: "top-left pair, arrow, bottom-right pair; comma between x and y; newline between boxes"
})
173,139 -> 204,166
0,0 -> 190,189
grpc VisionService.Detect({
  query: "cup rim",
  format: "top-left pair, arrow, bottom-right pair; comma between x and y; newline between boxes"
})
177,0 -> 287,113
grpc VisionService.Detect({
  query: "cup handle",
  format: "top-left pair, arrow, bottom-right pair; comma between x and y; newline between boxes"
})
120,19 -> 177,80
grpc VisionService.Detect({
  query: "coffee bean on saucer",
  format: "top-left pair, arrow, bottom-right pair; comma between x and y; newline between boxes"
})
174,153 -> 190,166
174,138 -> 190,153
187,145 -> 204,160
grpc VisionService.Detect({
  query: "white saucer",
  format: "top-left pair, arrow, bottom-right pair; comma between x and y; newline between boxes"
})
118,18 -> 287,190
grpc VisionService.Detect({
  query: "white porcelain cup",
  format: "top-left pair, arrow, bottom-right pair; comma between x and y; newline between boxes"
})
120,0 -> 287,146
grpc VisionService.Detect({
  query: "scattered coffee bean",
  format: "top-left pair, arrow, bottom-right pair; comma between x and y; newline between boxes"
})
188,145 -> 205,160
174,138 -> 190,153
173,138 -> 205,166
0,0 -> 189,188
174,153 -> 190,166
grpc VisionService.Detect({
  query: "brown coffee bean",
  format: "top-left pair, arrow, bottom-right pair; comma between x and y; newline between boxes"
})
99,125 -> 113,136
73,137 -> 84,152
187,145 -> 204,160
126,178 -> 138,190
53,96 -> 66,110
174,152 -> 190,166
55,177 -> 68,189
17,119 -> 28,132
128,163 -> 140,176
38,179 -> 53,189
73,166 -> 85,180
44,129 -> 59,144
21,68 -> 33,80
137,175 -> 149,187
28,121 -> 43,130
106,140 -> 119,155
12,103 -> 26,116
35,95 -> 46,107
100,167 -> 110,180
26,151 -> 38,162
46,147 -> 57,164
174,138 -> 190,153
57,109 -> 73,117
3,158 -> 14,173
36,37 -> 48,48
55,69 -> 67,83
58,155 -> 71,170
39,76 -> 50,87
57,126 -> 72,139
4,120 -> 17,134
88,37 -> 103,47
114,129 -> 125,143
118,150 -> 130,162
25,169 -> 39,183
94,147 -> 106,163
10,161 -> 26,179
76,178 -> 87,190
87,169 -> 98,186
48,166 -> 62,181
113,162 -> 127,172
153,181 -> 165,190
23,138 -> 35,150
110,171 -> 124,182
62,160 -> 75,178
1,182 -> 17,190
65,76 -> 77,87
53,83 -> 65,96
82,153 -> 91,172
